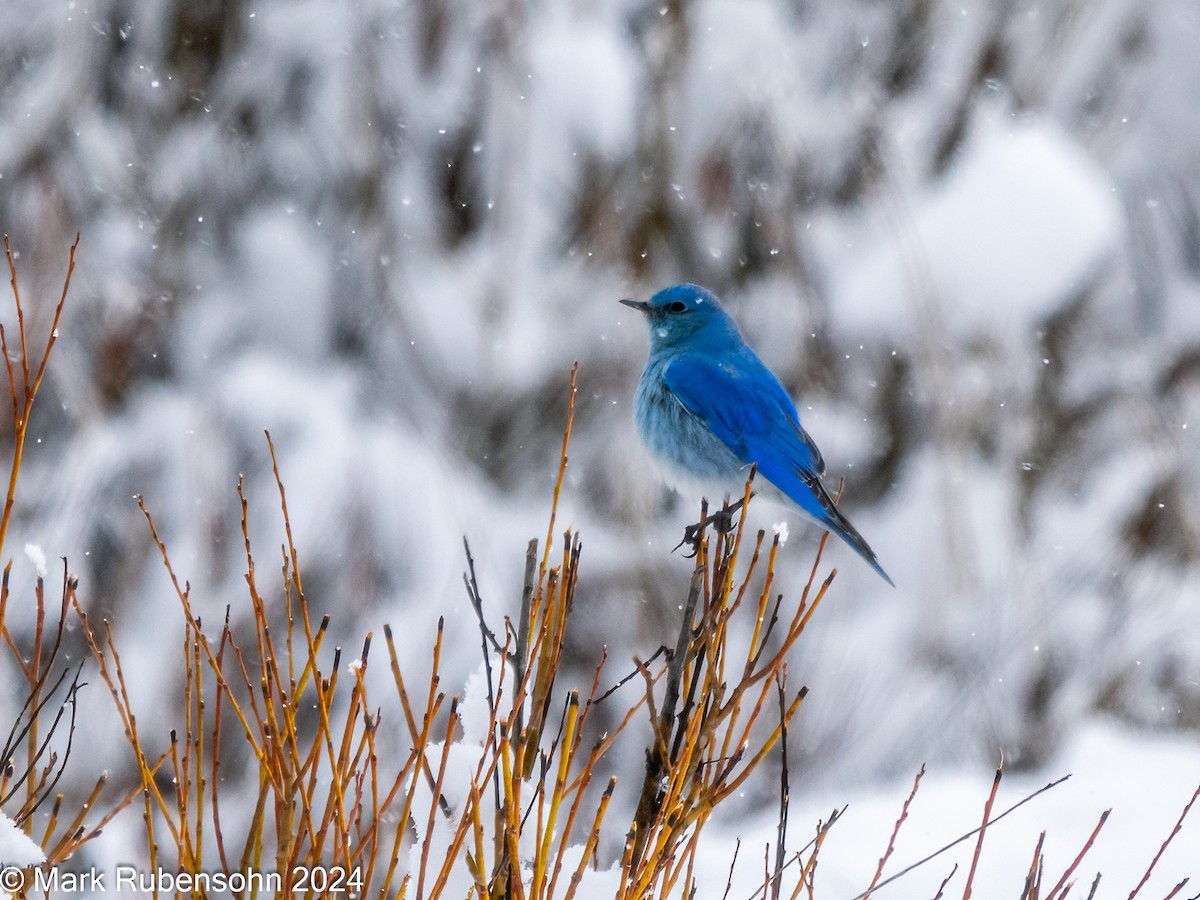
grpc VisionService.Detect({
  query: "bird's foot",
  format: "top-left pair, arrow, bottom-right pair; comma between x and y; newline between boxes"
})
673,498 -> 747,556
707,500 -> 744,535
674,522 -> 703,557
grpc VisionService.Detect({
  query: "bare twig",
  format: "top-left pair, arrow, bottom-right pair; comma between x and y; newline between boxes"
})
932,864 -> 959,900
771,672 -> 791,900
1021,831 -> 1046,899
592,645 -> 670,704
1126,781 -> 1200,899
962,765 -> 1003,899
1045,810 -> 1108,900
863,764 -> 926,899
851,775 -> 1072,899
723,838 -> 742,900
0,234 -> 78,562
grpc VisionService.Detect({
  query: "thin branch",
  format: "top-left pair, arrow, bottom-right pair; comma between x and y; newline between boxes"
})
593,645 -> 670,704
1045,810 -> 1108,900
863,764 -> 926,899
962,765 -> 1003,900
1127,781 -> 1200,899
850,775 -> 1072,899
770,672 -> 791,900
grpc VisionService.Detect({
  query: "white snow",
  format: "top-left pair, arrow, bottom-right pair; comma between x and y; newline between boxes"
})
237,208 -> 333,361
0,810 -> 44,867
530,12 -> 637,162
772,521 -> 789,546
835,118 -> 1124,338
23,543 -> 46,579
700,718 -> 1200,898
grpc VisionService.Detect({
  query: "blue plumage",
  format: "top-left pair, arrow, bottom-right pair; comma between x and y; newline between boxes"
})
622,283 -> 894,586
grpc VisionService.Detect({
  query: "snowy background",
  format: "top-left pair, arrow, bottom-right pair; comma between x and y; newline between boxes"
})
2,0 -> 1199,893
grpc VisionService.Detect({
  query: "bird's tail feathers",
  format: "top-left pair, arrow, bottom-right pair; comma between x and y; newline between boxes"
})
804,474 -> 895,588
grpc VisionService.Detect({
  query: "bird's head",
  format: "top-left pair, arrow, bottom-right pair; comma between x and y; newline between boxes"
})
620,283 -> 742,352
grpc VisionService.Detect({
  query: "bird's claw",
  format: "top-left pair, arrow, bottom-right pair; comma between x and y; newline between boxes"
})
673,499 -> 746,556
673,522 -> 703,557
706,504 -> 741,534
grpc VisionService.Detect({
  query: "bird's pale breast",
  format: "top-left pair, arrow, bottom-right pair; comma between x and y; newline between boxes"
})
633,360 -> 747,496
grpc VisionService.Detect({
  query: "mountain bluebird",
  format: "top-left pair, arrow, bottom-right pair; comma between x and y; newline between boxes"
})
621,283 -> 894,586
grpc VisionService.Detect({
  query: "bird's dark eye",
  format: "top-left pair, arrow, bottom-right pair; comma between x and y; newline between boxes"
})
668,301 -> 687,313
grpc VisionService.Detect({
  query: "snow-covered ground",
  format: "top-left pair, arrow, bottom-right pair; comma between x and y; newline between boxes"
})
752,719 -> 1200,897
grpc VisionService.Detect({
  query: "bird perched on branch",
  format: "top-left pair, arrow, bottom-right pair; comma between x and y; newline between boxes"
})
621,283 -> 893,586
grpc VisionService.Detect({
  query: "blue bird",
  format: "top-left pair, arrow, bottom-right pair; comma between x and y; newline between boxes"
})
621,283 -> 894,586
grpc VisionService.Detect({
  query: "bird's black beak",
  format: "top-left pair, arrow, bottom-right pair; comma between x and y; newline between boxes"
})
619,298 -> 650,313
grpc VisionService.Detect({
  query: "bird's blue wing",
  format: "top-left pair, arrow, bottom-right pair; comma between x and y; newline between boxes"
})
662,352 -> 825,483
664,353 -> 895,586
